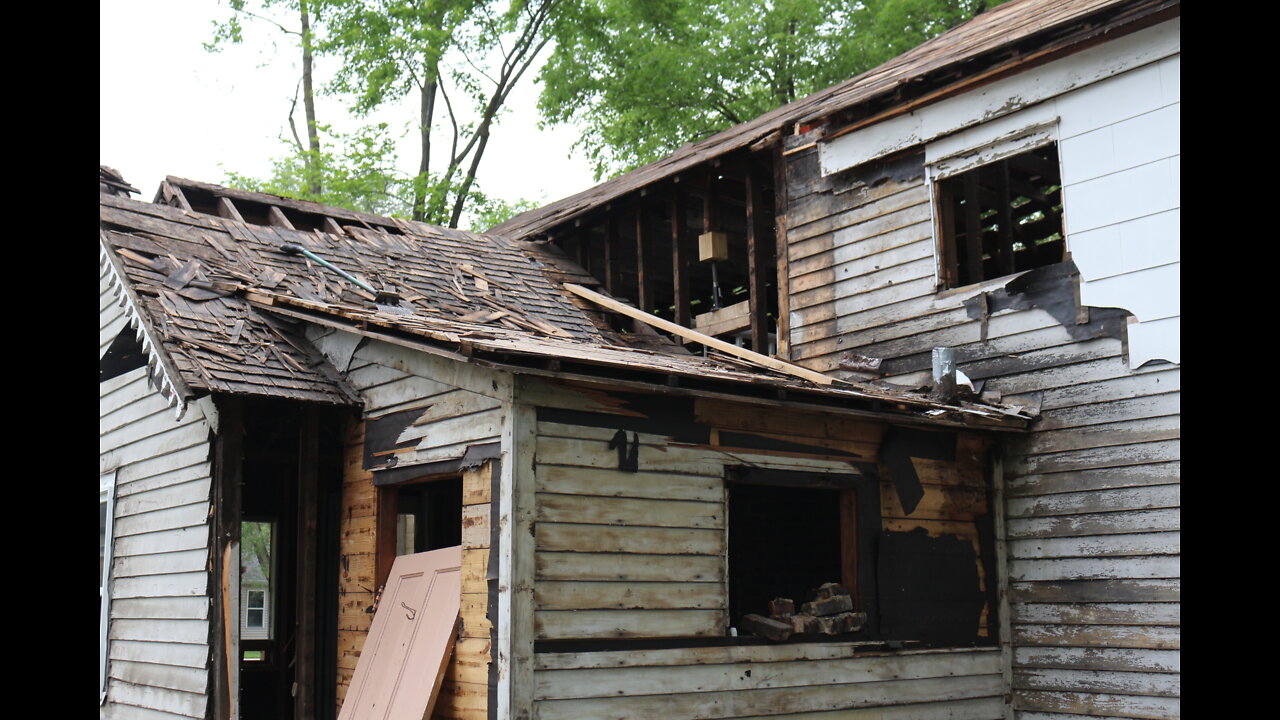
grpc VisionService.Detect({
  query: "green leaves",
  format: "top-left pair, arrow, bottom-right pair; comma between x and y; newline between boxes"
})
538,0 -> 991,180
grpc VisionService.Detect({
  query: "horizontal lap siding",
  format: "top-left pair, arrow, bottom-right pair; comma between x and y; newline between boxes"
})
534,420 -> 727,641
533,647 -> 1004,720
785,87 -> 1179,717
528,380 -> 1002,718
101,367 -> 213,720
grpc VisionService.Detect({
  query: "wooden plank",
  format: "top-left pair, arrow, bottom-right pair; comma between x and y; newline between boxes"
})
1013,689 -> 1178,719
1007,509 -> 1180,540
536,493 -> 723,529
672,191 -> 692,327
564,283 -> 841,386
536,522 -> 725,555
536,551 -> 724,583
1008,579 -> 1178,605
533,673 -> 1003,720
110,639 -> 211,670
1012,603 -> 1178,627
535,649 -> 1001,700
746,163 -> 770,352
1013,668 -> 1179,698
535,609 -> 724,640
535,580 -> 723,610
1008,532 -> 1179,560
1014,647 -> 1179,674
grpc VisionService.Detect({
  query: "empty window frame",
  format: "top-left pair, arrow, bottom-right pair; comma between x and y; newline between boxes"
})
935,142 -> 1065,288
377,475 -> 463,588
726,469 -> 879,637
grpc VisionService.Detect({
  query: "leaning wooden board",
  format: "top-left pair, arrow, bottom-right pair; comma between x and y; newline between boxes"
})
339,546 -> 462,720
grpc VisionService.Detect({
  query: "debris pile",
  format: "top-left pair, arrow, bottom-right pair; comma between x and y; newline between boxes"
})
741,583 -> 867,642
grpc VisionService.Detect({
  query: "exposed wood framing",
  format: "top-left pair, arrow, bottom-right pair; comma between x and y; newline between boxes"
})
745,162 -> 770,353
671,192 -> 692,327
563,283 -> 842,387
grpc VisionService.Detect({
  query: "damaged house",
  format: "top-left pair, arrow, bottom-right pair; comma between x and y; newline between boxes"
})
99,0 -> 1178,718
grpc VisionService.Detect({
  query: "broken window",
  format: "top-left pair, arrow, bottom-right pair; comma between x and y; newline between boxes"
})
935,143 -> 1065,288
377,475 -> 463,588
726,469 -> 879,640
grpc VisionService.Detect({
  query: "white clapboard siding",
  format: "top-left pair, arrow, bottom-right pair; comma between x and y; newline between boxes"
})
101,364 -> 214,720
779,19 -> 1181,719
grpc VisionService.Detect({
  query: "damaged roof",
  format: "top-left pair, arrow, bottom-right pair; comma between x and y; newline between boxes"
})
100,175 -> 1032,429
490,0 -> 1175,241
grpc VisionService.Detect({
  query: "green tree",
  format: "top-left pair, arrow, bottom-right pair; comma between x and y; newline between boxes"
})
538,0 -> 991,180
222,123 -> 410,216
318,0 -> 560,227
208,0 -> 327,195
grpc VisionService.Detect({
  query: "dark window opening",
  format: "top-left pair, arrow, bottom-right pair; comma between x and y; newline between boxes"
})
394,477 -> 463,556
548,152 -> 780,354
936,143 -> 1065,288
728,484 -> 843,624
376,475 -> 463,590
100,329 -> 147,383
727,469 -> 880,639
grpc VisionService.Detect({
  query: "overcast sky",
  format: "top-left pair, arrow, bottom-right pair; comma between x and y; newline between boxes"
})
99,0 -> 596,212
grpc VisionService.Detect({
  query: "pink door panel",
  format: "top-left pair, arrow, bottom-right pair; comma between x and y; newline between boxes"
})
339,546 -> 462,720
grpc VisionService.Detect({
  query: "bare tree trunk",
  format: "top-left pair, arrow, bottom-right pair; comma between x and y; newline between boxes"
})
412,74 -> 439,222
300,1 -> 322,196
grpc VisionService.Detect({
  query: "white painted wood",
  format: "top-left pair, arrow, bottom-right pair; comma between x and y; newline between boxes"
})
534,673 -> 1004,720
1014,647 -> 1179,674
536,649 -> 1001,700
110,639 -> 212,670
104,680 -> 207,719
1009,556 -> 1179,582
101,359 -> 214,717
819,20 -> 1180,175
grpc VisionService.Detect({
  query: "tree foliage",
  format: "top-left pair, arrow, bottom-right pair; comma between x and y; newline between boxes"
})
222,123 -> 409,216
207,0 -> 553,229
538,0 -> 992,180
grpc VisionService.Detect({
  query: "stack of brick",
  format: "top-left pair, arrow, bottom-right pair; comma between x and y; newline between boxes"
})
741,583 -> 868,642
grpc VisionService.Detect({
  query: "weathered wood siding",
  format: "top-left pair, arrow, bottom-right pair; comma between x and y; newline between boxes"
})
310,328 -> 507,719
523,377 -> 1004,719
100,366 -> 214,720
787,22 -> 1180,719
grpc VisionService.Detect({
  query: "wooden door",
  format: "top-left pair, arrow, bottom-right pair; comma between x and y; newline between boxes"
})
338,546 -> 462,720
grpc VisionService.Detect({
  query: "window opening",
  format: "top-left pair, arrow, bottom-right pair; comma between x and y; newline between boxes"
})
240,520 -> 276,642
936,143 -> 1065,287
377,475 -> 464,590
727,469 -> 878,641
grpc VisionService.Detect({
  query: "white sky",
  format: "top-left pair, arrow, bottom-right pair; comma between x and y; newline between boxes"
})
99,0 -> 596,217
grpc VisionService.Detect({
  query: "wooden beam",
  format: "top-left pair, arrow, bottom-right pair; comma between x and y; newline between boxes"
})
294,405 -> 319,720
671,191 -> 691,327
634,206 -> 651,313
772,143 -> 792,359
563,283 -> 842,386
216,196 -> 245,223
962,173 -> 984,286
745,163 -> 771,353
267,205 -> 296,231
603,216 -> 617,296
995,163 -> 1017,277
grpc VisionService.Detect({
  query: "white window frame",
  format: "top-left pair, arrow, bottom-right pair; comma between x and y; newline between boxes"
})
100,470 -> 118,704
